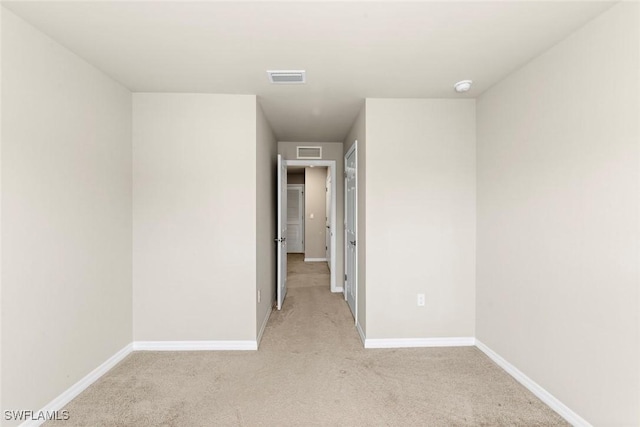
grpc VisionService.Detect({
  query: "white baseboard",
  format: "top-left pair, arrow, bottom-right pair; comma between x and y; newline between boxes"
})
304,258 -> 327,262
364,336 -> 475,349
356,322 -> 366,345
20,337 -> 260,426
21,343 -> 133,427
475,340 -> 590,427
257,307 -> 273,347
133,340 -> 258,351
332,287 -> 344,293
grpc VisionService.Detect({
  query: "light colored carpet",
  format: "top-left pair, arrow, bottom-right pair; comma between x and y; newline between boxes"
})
285,253 -> 330,288
46,255 -> 567,426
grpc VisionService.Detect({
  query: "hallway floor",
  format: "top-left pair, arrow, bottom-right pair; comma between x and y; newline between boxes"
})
286,253 -> 331,289
46,255 -> 567,426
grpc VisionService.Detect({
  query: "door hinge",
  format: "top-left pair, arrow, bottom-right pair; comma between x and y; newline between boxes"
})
345,274 -> 347,281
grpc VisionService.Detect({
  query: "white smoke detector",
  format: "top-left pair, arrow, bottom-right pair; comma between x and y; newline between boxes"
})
454,80 -> 473,93
267,70 -> 306,84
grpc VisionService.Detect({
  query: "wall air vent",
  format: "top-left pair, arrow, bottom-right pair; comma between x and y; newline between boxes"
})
267,70 -> 306,84
297,146 -> 322,159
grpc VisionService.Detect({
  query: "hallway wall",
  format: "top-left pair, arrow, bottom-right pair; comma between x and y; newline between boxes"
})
256,102 -> 277,340
344,105 -> 366,334
287,173 -> 305,185
304,167 -> 328,260
133,93 -> 257,341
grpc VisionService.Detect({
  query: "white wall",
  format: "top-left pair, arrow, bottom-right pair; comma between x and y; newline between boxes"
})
476,3 -> 639,425
1,9 -> 132,422
344,105 -> 366,333
365,99 -> 476,339
304,167 -> 327,260
133,93 -> 257,341
256,102 -> 277,342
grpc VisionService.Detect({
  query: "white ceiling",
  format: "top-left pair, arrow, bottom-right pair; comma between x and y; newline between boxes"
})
4,1 -> 614,142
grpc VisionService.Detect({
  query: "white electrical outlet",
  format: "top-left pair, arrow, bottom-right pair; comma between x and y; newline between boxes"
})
258,290 -> 261,303
417,293 -> 425,307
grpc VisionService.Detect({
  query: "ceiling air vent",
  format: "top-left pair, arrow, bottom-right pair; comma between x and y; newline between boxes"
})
297,146 -> 322,160
267,70 -> 306,84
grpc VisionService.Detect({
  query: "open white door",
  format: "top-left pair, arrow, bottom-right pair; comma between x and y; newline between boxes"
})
344,144 -> 357,320
276,155 -> 288,310
325,173 -> 332,269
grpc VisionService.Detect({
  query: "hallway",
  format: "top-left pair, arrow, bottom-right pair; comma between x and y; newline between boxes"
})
286,253 -> 331,289
265,253 -> 357,351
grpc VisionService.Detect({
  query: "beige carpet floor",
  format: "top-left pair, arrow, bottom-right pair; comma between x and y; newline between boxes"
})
47,254 -> 567,426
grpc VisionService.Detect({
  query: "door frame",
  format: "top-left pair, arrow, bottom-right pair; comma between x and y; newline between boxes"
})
344,141 -> 358,325
284,160 -> 339,293
286,184 -> 305,253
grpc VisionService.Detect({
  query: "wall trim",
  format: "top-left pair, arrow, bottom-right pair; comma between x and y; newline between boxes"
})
332,286 -> 344,293
304,257 -> 327,262
22,343 -> 133,427
132,340 -> 258,351
475,340 -> 591,427
364,337 -> 475,349
356,322 -> 366,345
257,307 -> 273,347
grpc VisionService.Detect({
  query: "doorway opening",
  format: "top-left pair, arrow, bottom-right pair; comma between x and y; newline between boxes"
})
286,166 -> 330,262
276,158 -> 338,311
